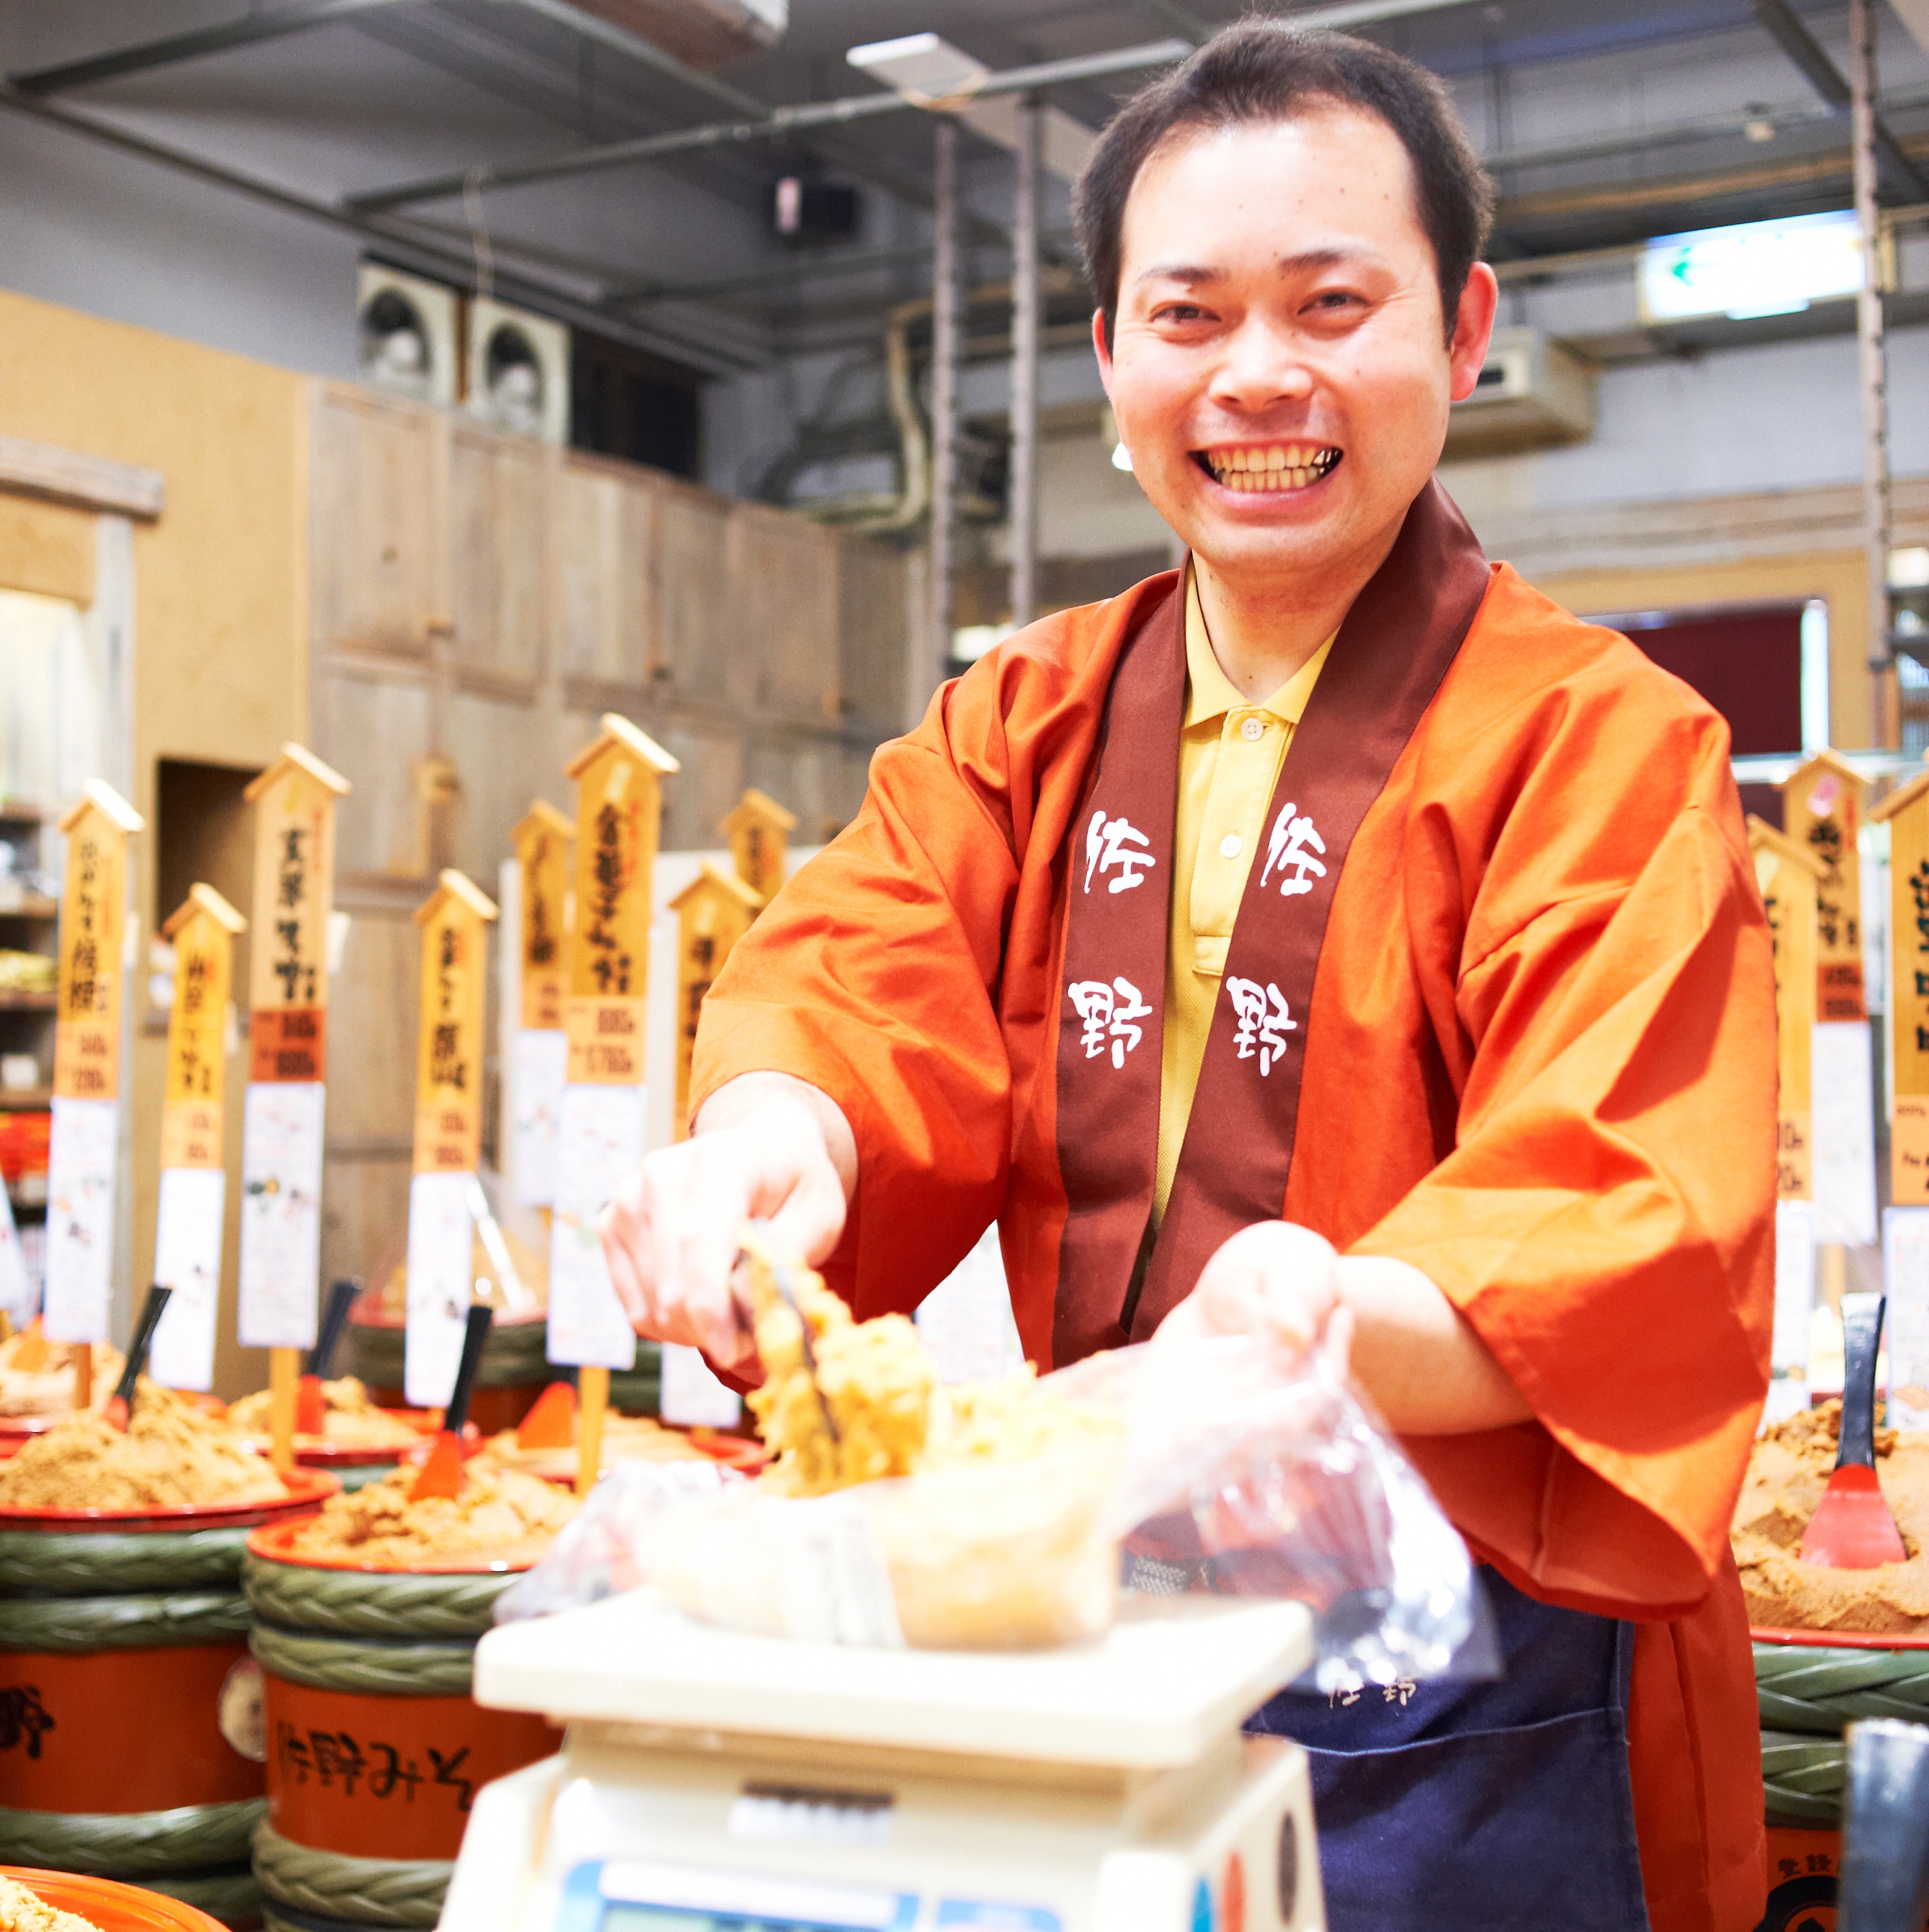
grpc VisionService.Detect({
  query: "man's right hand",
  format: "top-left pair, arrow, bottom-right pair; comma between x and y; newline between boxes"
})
596,1072 -> 856,1375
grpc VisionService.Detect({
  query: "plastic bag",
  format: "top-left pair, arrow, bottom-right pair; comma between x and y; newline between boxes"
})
1074,1334 -> 1482,1692
497,1333 -> 1477,1692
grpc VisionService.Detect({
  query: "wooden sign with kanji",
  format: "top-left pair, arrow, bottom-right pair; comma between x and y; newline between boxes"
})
670,863 -> 763,1139
561,715 -> 679,1087
1875,770 -> 1929,1202
511,801 -> 573,1033
412,870 -> 499,1177
1778,750 -> 1868,1022
1748,815 -> 1829,1204
720,788 -> 798,905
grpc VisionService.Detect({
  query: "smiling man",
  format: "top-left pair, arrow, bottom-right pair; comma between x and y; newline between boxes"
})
601,23 -> 1776,1932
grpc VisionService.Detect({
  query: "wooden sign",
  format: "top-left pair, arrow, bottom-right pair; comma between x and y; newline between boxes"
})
1876,770 -> 1929,1202
148,886 -> 245,1393
45,781 -> 142,1355
405,871 -> 498,1409
1778,750 -> 1868,1020
548,715 -> 678,1380
720,788 -> 798,905
412,871 -> 498,1177
52,781 -> 141,1104
670,864 -> 762,1140
238,743 -> 350,1360
561,716 -> 679,1087
512,802 -> 573,1032
1748,815 -> 1828,1203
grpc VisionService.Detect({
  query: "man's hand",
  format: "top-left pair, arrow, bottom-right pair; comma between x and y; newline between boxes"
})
1158,1219 -> 1533,1435
597,1072 -> 856,1374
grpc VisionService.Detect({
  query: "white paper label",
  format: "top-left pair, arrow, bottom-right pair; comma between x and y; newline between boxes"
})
1885,1204 -> 1929,1430
1811,1021 -> 1879,1246
1772,1199 -> 1815,1377
405,1168 -> 475,1408
148,1166 -> 226,1390
238,1080 -> 326,1350
772,1493 -> 906,1648
510,1028 -> 567,1208
546,1081 -> 644,1370
915,1225 -> 1026,1384
661,1341 -> 744,1428
0,1166 -> 31,1330
44,1095 -> 119,1344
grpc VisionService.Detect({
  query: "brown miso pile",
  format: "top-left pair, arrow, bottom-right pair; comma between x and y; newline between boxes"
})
0,1327 -> 125,1421
279,1462 -> 577,1566
0,1382 -> 286,1512
1732,1399 -> 1929,1634
229,1375 -> 420,1450
0,1873 -> 103,1932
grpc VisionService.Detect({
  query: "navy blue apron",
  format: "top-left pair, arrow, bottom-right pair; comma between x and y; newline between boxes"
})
1245,1568 -> 1650,1932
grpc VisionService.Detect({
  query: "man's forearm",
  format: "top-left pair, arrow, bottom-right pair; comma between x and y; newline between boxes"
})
693,1072 -> 860,1206
1336,1253 -> 1533,1435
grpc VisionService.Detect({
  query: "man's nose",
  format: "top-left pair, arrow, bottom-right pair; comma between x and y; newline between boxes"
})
1207,317 -> 1315,413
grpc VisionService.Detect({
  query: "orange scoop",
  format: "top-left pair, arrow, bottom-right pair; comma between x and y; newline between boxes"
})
1801,1292 -> 1908,1570
101,1286 -> 173,1432
411,1305 -> 495,1501
12,1317 -> 49,1373
517,1380 -> 578,1449
296,1280 -> 359,1436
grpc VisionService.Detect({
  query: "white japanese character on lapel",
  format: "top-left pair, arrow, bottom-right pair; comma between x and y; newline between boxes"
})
1085,809 -> 1156,894
1259,803 -> 1327,898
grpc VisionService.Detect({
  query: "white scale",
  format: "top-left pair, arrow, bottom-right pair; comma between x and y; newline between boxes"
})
445,1589 -> 1326,1932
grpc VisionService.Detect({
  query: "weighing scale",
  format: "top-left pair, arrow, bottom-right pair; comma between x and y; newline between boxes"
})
444,1589 -> 1324,1932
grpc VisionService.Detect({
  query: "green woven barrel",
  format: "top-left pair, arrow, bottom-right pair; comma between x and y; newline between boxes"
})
244,1546 -> 554,1923
340,1323 -> 661,1417
1754,1634 -> 1929,1826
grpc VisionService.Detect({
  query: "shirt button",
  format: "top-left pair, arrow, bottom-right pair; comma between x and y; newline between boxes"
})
1240,717 -> 1266,742
1219,833 -> 1242,859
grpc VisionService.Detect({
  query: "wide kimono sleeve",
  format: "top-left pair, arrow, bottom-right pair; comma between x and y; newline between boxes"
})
687,649 -> 1039,1318
1353,666 -> 1777,1622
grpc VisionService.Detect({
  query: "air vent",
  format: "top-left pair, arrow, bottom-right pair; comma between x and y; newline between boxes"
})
356,265 -> 459,407
466,299 -> 571,446
1444,326 -> 1597,457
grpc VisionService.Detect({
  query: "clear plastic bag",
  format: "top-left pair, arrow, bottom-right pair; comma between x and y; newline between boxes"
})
495,1335 -> 1479,1694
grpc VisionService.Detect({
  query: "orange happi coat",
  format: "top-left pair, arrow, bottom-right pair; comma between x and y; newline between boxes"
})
693,559 -> 1776,1932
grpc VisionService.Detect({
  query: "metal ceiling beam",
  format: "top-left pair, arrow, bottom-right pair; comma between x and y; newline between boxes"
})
347,37 -> 1193,211
0,78 -> 765,373
7,0 -> 419,95
1748,0 -> 1929,197
609,240 -> 949,309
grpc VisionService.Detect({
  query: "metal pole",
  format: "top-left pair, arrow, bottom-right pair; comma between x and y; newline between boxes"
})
929,118 -> 962,695
1009,93 -> 1042,632
1851,0 -> 1896,747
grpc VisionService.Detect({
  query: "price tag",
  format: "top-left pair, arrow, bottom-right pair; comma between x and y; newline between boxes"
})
660,1341 -> 743,1428
547,717 -> 678,1371
509,803 -> 573,1208
1779,751 -> 1868,1020
1811,1021 -> 1878,1247
149,1166 -> 226,1391
403,871 -> 498,1406
46,781 -> 142,1344
1748,820 -> 1825,1206
238,746 -> 349,1351
721,788 -> 798,904
669,863 -> 762,1141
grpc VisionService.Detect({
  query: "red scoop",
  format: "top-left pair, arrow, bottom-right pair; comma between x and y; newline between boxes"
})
411,1306 -> 493,1501
516,1380 -> 577,1449
1800,1292 -> 1908,1570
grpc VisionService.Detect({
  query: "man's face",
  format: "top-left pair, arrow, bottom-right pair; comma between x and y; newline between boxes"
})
1095,106 -> 1496,593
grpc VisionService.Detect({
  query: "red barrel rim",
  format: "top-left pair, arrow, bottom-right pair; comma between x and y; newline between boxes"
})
236,1435 -> 420,1467
246,1513 -> 542,1574
2,1865 -> 230,1930
0,1466 -> 339,1528
1751,1623 -> 1929,1649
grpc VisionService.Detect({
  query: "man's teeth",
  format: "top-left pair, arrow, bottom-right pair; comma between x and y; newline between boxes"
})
1204,445 -> 1340,491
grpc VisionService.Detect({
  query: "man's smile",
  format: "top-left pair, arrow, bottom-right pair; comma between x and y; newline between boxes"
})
1193,441 -> 1344,493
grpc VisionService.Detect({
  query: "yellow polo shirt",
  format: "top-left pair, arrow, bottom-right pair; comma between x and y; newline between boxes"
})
1154,572 -> 1334,1221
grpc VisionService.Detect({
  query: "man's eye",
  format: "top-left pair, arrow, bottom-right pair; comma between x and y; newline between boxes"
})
1307,290 -> 1364,313
1153,304 -> 1210,324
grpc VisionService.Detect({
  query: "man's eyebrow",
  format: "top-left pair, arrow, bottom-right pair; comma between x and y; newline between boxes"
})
1132,246 -> 1390,290
1132,262 -> 1224,288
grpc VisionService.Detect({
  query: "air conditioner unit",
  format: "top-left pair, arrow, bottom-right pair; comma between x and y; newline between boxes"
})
466,298 -> 571,446
1444,326 -> 1597,457
356,264 -> 460,407
559,0 -> 784,71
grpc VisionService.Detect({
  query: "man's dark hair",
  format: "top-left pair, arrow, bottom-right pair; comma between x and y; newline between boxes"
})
1073,21 -> 1494,349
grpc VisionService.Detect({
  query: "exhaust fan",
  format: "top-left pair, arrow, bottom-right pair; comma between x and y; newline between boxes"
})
559,0 -> 784,71
356,264 -> 459,407
466,298 -> 571,446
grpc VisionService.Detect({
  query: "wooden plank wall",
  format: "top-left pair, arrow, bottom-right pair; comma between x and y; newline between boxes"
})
305,381 -> 909,1289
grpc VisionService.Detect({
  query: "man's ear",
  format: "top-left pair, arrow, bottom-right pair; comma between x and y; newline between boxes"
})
1093,309 -> 1115,395
1446,264 -> 1500,403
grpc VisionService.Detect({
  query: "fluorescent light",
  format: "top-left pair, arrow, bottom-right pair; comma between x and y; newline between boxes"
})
1638,210 -> 1863,324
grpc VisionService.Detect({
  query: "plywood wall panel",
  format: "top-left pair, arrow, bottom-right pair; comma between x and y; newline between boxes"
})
314,665 -> 433,877
656,482 -> 734,704
732,504 -> 840,721
447,687 -> 541,885
838,535 -> 909,734
311,389 -> 437,658
555,461 -> 657,687
324,907 -> 420,1144
449,428 -> 548,683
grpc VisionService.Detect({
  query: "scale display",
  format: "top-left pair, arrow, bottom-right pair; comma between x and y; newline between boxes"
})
561,1862 -> 1061,1932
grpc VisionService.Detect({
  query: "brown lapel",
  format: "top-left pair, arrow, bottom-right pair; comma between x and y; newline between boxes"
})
1052,481 -> 1494,1362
